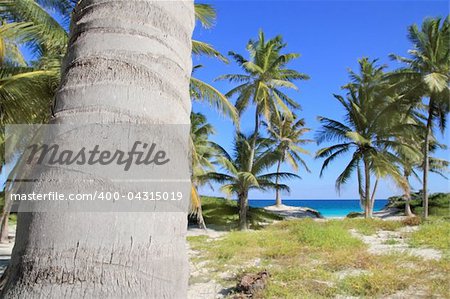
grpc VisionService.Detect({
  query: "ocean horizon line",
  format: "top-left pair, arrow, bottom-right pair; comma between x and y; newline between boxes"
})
248,198 -> 388,201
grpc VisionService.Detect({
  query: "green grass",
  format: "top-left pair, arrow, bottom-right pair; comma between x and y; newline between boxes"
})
9,213 -> 17,226
409,218 -> 450,251
383,238 -> 400,245
191,196 -> 282,230
189,218 -> 450,298
336,218 -> 405,235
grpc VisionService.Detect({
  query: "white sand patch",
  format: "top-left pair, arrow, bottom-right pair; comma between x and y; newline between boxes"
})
264,204 -> 323,219
350,227 -> 442,260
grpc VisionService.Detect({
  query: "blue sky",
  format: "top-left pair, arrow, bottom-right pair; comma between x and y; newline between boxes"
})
5,1 -> 449,200
192,0 -> 450,199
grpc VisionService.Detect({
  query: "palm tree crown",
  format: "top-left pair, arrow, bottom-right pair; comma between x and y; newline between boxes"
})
219,30 -> 309,121
264,113 -> 312,205
203,133 -> 298,229
390,16 -> 450,218
316,58 -> 416,217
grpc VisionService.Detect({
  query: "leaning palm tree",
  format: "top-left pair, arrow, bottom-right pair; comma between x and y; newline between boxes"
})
201,133 -> 298,230
218,30 -> 309,172
264,113 -> 312,206
316,58 -> 414,218
398,136 -> 448,216
389,16 -> 450,218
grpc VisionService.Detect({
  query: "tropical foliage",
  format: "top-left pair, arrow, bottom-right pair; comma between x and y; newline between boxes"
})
389,16 -> 450,218
218,30 -> 309,173
201,133 -> 298,229
190,112 -> 225,228
264,113 -> 311,206
0,0 -> 448,229
316,58 -> 421,218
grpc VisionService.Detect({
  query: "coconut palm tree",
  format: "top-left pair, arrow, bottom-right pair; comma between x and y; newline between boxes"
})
1,1 -> 194,297
316,58 -> 415,218
1,1 -> 237,124
202,133 -> 298,230
218,30 -> 309,172
264,113 -> 312,206
389,16 -> 450,218
0,1 -> 235,242
398,137 -> 448,216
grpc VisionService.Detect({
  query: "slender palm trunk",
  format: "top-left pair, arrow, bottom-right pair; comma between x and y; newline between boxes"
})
423,102 -> 434,219
238,191 -> 249,230
0,199 -> 11,244
1,1 -> 194,297
248,108 -> 259,172
404,172 -> 414,217
192,183 -> 207,229
196,200 -> 207,230
370,178 -> 379,215
275,159 -> 282,206
247,83 -> 262,173
0,164 -> 7,243
363,157 -> 371,218
357,164 -> 365,209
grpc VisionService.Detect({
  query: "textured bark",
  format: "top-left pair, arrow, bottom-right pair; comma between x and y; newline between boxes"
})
238,191 -> 248,230
1,1 -> 194,298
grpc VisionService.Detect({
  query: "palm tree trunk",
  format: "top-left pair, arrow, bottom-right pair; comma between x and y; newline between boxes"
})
196,202 -> 207,230
238,191 -> 249,230
363,157 -> 371,218
370,178 -> 379,216
1,1 -> 194,298
357,163 -> 365,209
275,159 -> 282,206
247,107 -> 259,172
404,173 -> 414,217
422,102 -> 434,219
247,83 -> 261,173
0,198 -> 11,244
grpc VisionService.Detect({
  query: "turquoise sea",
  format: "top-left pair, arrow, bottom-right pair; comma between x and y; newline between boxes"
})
249,199 -> 389,218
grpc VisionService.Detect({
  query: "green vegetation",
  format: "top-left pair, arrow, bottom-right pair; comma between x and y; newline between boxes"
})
390,17 -> 450,218
316,58 -> 423,219
388,192 -> 450,217
409,219 -> 450,251
0,2 -> 449,297
1,2 -> 448,230
189,218 -> 450,298
190,196 -> 282,230
216,31 -> 309,228
337,218 -> 405,235
8,213 -> 16,226
265,114 -> 312,206
200,134 -> 298,230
